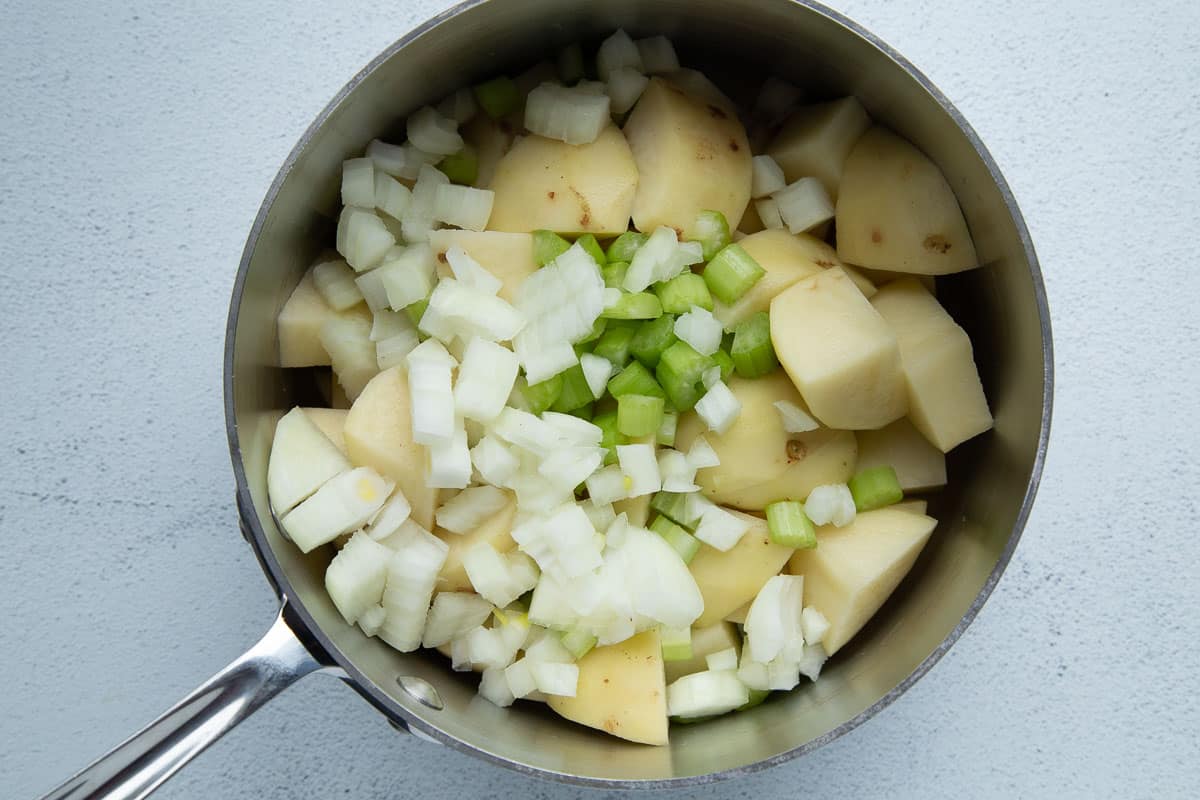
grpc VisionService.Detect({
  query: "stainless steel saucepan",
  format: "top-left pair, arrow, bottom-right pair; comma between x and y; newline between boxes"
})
40,0 -> 1053,796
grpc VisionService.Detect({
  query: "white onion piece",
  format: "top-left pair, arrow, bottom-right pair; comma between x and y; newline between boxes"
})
435,184 -> 495,232
402,164 -> 449,243
755,197 -> 785,230
773,400 -> 820,433
406,339 -> 457,444
606,67 -> 649,114
674,306 -> 723,356
585,464 -> 631,506
541,412 -> 603,446
617,443 -> 661,497
375,330 -> 419,371
797,643 -> 828,681
524,82 -> 611,145
325,532 -> 391,626
657,449 -> 699,493
454,338 -> 520,422
636,36 -> 679,75
479,666 -> 515,707
504,658 -> 539,699
693,502 -> 752,552
538,446 -> 605,497
706,647 -> 740,672
355,264 -> 392,313
368,308 -> 415,342
744,574 -> 805,664
437,87 -> 478,124
530,662 -> 579,697
751,155 -> 787,198
427,422 -> 472,489
804,483 -> 856,527
596,29 -> 643,81
515,337 -> 577,386
617,526 -> 704,629
319,315 -> 378,401
378,244 -> 438,311
581,501 -> 617,532
421,592 -> 493,648
363,490 -> 412,541
341,158 -> 376,208
281,467 -> 393,553
666,670 -> 749,719
773,177 -> 835,234
407,105 -> 463,155
358,604 -> 387,637
444,246 -> 502,295
267,407 -> 350,516
336,207 -> 396,272
623,226 -> 702,292
311,259 -> 364,312
463,543 -> 539,608
695,380 -> 742,434
470,435 -> 520,488
374,172 -> 412,221
490,407 -> 559,454
578,354 -> 614,400
366,139 -> 440,180
702,366 -> 722,390
513,243 -> 605,382
426,278 -> 526,343
686,435 -> 721,470
800,607 -> 830,645
436,484 -> 510,534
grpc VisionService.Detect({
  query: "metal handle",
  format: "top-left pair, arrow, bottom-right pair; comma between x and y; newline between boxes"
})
38,604 -> 328,800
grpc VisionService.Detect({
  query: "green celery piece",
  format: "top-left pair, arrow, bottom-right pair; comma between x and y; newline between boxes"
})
575,233 -> 606,267
473,76 -> 520,119
630,314 -> 678,368
606,231 -> 649,263
848,465 -> 904,511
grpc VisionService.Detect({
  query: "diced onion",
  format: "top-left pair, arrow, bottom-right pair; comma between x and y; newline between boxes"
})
341,158 -> 376,208
623,226 -> 703,292
514,243 -> 606,382
804,483 -> 856,527
755,197 -> 785,230
797,643 -> 828,681
504,658 -> 539,698
667,669 -> 749,718
434,184 -> 495,232
401,164 -> 449,243
706,647 -> 739,672
421,592 -> 493,648
267,407 -> 351,516
374,172 -> 412,221
773,399 -> 819,433
636,36 -> 679,74
800,607 -> 830,645
436,484 -> 511,534
369,308 -> 416,343
325,532 -> 392,626
311,259 -> 363,311
581,501 -> 617,532
336,207 -> 396,272
693,502 -> 752,552
426,278 -> 526,343
357,604 -> 387,637
373,524 -> 447,651
751,155 -> 787,198
479,666 -> 515,707
606,67 -> 649,114
580,353 -> 615,399
355,261 -> 394,313
437,86 -> 478,123
674,306 -> 723,356
444,246 -> 502,295
585,464 -> 631,506
616,443 -> 662,497
427,422 -> 472,489
281,467 -> 393,553
530,661 -> 579,697
596,29 -> 643,81
695,380 -> 742,434
470,435 -> 520,488
378,244 -> 438,310
773,177 -> 835,234
541,412 -> 603,446
406,339 -> 457,444
657,449 -> 699,493
364,490 -> 413,541
367,139 -> 440,180
490,407 -> 560,454
524,82 -> 611,145
463,542 -> 539,607
686,435 -> 721,470
450,340 -> 518,424
407,105 -> 464,156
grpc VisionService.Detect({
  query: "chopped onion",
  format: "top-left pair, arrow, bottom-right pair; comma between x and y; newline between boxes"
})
320,314 -> 378,400
364,490 -> 413,540
538,446 -> 605,497
524,82 -> 611,145
341,158 -> 376,208
744,574 -> 805,664
479,666 -> 515,707
623,226 -> 703,292
454,340 -> 519,424
325,532 -> 391,626
616,443 -> 661,498
463,542 -> 539,607
513,243 -> 606,382
401,164 -> 449,243
426,278 -> 526,343
596,29 -> 643,81
406,339 -> 457,444
281,467 -> 393,553
336,207 -> 396,272
378,244 -> 438,311
357,604 -> 387,637
773,399 -> 819,433
369,306 -> 418,345
434,184 -> 495,231
579,353 -> 614,399
444,246 -> 502,294
504,658 -> 539,699
374,172 -> 412,221
530,662 -> 579,697
674,306 -> 723,356
513,502 -> 603,579
800,606 -> 830,645
437,86 -> 478,124
773,177 -> 835,234
666,670 -> 749,718
490,407 -> 560,454
407,105 -> 464,156
581,501 -> 617,532
355,262 -> 394,312
606,67 -> 649,114
471,435 -> 520,487
585,464 -> 631,506
686,435 -> 721,470
797,643 -> 828,681
436,484 -> 510,534
755,197 -> 785,230
804,483 -> 856,527
706,647 -> 740,672
701,366 -> 722,390
376,525 -> 449,651
374,331 -> 418,370
267,407 -> 351,516
421,592 -> 493,648
427,422 -> 472,489
636,36 -> 679,74
542,412 -> 603,446
695,379 -> 742,434
693,502 -> 751,552
657,448 -> 699,493
366,138 -> 440,180
751,155 -> 787,198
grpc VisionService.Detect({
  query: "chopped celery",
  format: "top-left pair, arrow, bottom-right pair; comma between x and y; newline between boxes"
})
630,314 -> 678,368
552,364 -> 594,413
703,243 -> 767,304
601,291 -> 663,320
765,501 -> 817,548
607,361 -> 666,399
660,625 -> 693,661
650,514 -> 702,563
522,373 -> 563,414
738,688 -> 771,711
437,145 -> 478,185
617,394 -> 665,437
651,491 -> 701,530
656,341 -> 713,411
578,316 -> 608,346
848,465 -> 904,511
731,311 -> 779,378
557,42 -> 585,84
602,260 -> 629,289
656,409 -> 678,447
404,297 -> 429,326
711,348 -> 735,382
560,627 -> 598,659
473,76 -> 520,119
692,209 -> 732,261
606,231 -> 649,263
532,229 -> 572,266
592,324 -> 636,367
593,410 -> 626,465
656,272 -> 714,314
575,233 -> 606,267
568,402 -> 594,421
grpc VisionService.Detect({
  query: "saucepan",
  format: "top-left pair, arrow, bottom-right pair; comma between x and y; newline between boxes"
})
40,0 -> 1052,796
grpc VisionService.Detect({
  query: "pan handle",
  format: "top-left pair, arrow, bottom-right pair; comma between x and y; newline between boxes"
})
37,603 -> 330,800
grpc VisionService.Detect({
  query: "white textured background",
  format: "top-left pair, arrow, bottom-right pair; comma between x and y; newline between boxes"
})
2,0 -> 1197,797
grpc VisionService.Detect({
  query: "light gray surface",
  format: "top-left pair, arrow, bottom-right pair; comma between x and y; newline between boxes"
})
1,0 -> 1197,797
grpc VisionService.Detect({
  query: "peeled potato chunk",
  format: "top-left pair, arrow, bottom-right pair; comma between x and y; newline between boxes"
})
664,621 -> 741,684
855,417 -> 947,492
688,508 -> 794,628
623,77 -> 752,238
548,629 -> 668,745
770,267 -> 907,430
787,507 -> 936,655
713,229 -> 833,329
277,270 -> 368,368
767,97 -> 872,201
343,367 -> 438,529
435,495 -> 518,592
427,229 -> 537,304
871,279 -> 993,451
301,408 -> 349,456
487,124 -> 637,235
614,493 -> 653,527
676,371 -> 857,510
836,127 -> 977,274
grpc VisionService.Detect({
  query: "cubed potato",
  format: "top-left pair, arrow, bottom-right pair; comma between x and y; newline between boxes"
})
300,408 -> 349,456
547,629 -> 668,745
724,601 -> 750,625
688,508 -> 794,628
435,495 -> 518,592
487,125 -> 637,235
767,97 -> 871,201
623,77 -> 752,238
770,267 -> 907,430
855,417 -> 947,492
871,279 -> 993,451
713,229 -> 833,329
614,493 -> 653,527
787,507 -> 936,655
343,367 -> 438,529
277,270 -> 368,367
427,229 -> 537,304
890,498 -> 928,515
664,621 -> 741,684
461,114 -> 515,190
676,371 -> 857,510
836,127 -> 977,274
